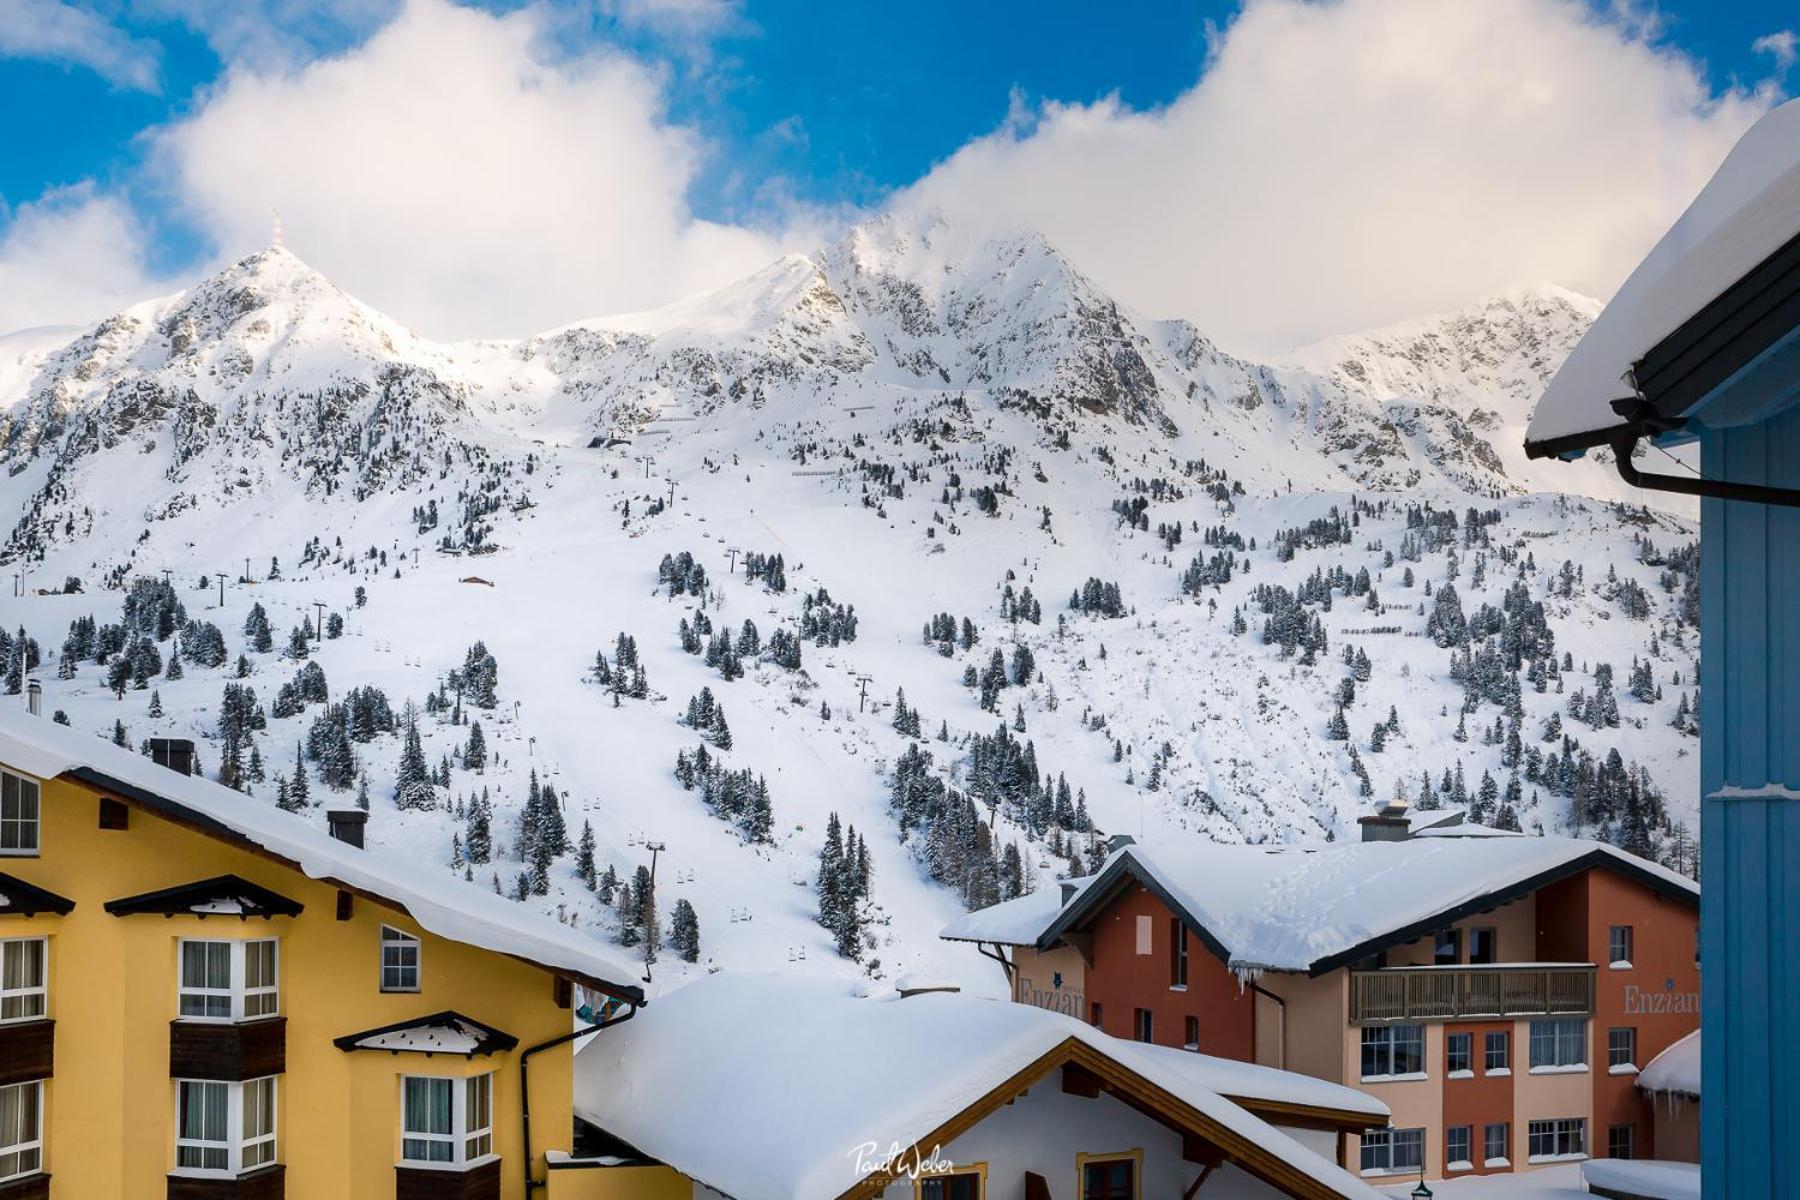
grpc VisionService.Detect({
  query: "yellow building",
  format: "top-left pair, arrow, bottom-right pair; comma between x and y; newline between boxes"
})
0,714 -> 643,1200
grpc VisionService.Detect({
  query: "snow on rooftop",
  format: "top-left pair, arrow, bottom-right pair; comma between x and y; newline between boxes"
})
1580,1160 -> 1700,1200
1637,1029 -> 1700,1098
938,881 -> 1075,944
1528,99 -> 1800,447
353,1018 -> 488,1056
573,973 -> 1388,1200
948,836 -> 1696,971
0,715 -> 641,993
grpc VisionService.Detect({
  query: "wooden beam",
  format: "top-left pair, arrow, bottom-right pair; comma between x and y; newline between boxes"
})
1184,1163 -> 1216,1200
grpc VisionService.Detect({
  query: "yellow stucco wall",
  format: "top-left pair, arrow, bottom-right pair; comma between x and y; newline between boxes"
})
545,1163 -> 692,1199
4,769 -> 586,1200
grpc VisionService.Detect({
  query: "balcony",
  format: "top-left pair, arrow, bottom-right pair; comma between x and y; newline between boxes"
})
1350,964 -> 1595,1024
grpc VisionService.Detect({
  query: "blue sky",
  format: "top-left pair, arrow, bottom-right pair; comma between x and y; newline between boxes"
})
0,0 -> 1794,347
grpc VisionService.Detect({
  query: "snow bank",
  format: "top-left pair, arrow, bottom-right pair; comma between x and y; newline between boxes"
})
0,714 -> 642,994
1636,1029 -> 1700,1098
572,972 -> 1388,1200
1529,99 -> 1800,447
1580,1159 -> 1701,1200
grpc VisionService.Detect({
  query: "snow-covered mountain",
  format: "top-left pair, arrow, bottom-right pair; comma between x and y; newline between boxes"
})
0,213 -> 1697,997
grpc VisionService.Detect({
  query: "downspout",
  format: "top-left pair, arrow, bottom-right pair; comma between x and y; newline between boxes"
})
520,999 -> 640,1195
1606,400 -> 1800,507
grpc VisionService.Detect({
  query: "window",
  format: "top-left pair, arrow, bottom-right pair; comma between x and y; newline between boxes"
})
1484,1031 -> 1511,1073
1088,1001 -> 1103,1028
179,939 -> 279,1022
1184,1016 -> 1200,1051
1078,1151 -> 1140,1199
1484,1122 -> 1510,1165
1134,915 -> 1153,956
401,1074 -> 494,1167
1446,1126 -> 1473,1170
1359,1128 -> 1424,1175
175,1077 -> 277,1175
1608,1125 -> 1636,1160
1360,1024 -> 1424,1079
1133,1008 -> 1153,1044
0,1081 -> 42,1183
382,926 -> 421,992
1608,925 -> 1633,967
1434,929 -> 1461,965
917,1167 -> 985,1199
1529,1019 -> 1587,1070
1608,1027 -> 1638,1071
1528,1118 -> 1586,1161
1468,926 -> 1497,965
1446,1032 -> 1473,1075
1169,918 -> 1188,988
0,771 -> 39,856
0,939 -> 46,1023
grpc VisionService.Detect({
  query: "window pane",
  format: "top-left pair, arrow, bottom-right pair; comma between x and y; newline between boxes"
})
404,1078 -> 453,1135
179,1081 -> 228,1142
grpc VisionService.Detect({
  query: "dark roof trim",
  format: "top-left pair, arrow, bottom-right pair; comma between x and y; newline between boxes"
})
1634,225 -> 1800,420
65,766 -> 646,1004
1523,419 -> 1640,461
333,1010 -> 519,1056
1036,853 -> 1236,966
104,873 -> 304,919
1307,848 -> 1699,977
0,870 -> 76,916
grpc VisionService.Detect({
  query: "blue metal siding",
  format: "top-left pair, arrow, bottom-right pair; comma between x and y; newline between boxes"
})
1700,405 -> 1800,1200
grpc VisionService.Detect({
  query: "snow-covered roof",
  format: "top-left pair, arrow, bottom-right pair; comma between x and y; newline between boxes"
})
1637,1030 -> 1700,1098
0,714 -> 642,998
1412,822 -> 1524,839
961,836 -> 1697,974
1580,1159 -> 1700,1200
938,881 -> 1075,945
333,1010 -> 519,1057
1527,99 -> 1800,452
573,973 -> 1389,1200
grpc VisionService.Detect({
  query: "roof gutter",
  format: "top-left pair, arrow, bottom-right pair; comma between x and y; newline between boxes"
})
521,997 -> 639,1196
1606,399 -> 1800,507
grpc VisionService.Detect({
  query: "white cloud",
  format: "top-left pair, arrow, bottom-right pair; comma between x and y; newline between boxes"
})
0,0 -> 160,90
0,185 -> 176,331
902,0 -> 1772,355
1754,30 -> 1797,75
146,0 -> 790,339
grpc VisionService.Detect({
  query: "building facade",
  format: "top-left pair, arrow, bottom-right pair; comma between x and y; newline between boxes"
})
0,718 -> 642,1200
943,827 -> 1699,1184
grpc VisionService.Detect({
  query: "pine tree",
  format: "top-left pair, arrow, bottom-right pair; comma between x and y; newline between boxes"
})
393,712 -> 433,810
576,821 -> 597,890
288,742 -> 310,809
634,864 -> 659,966
670,898 -> 700,963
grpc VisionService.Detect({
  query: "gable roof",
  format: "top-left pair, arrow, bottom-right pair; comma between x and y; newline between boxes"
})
334,1010 -> 519,1057
955,836 -> 1697,975
0,714 -> 642,1002
0,870 -> 75,916
572,973 -> 1390,1200
105,874 -> 304,919
1526,98 -> 1800,457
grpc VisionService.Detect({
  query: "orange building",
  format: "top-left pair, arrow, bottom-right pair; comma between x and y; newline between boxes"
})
942,810 -> 1699,1184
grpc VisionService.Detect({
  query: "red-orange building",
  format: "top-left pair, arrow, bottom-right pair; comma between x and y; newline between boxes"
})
941,812 -> 1699,1183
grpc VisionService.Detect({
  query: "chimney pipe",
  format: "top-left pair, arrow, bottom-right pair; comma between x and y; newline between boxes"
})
25,678 -> 40,717
148,738 -> 195,776
327,810 -> 368,849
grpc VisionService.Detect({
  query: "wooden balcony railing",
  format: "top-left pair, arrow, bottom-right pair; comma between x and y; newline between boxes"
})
1349,964 -> 1595,1023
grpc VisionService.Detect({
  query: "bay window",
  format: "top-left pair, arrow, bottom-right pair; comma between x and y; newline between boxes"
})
0,938 -> 46,1023
0,1081 -> 42,1183
401,1073 -> 493,1167
175,1077 -> 277,1175
178,939 -> 279,1022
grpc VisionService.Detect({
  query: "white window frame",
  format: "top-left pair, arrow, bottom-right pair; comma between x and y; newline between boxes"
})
1607,1026 -> 1638,1073
1446,1125 -> 1473,1172
1359,1127 -> 1424,1176
399,1073 -> 495,1168
1445,1031 -> 1473,1076
1484,1030 -> 1511,1074
178,939 -> 280,1023
1483,1121 -> 1511,1168
1360,1024 -> 1425,1081
173,1077 -> 278,1176
0,938 -> 46,1024
381,926 -> 422,993
0,770 -> 40,857
1608,925 -> 1633,968
1529,1018 -> 1587,1072
0,1080 -> 43,1183
1527,1117 -> 1587,1163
